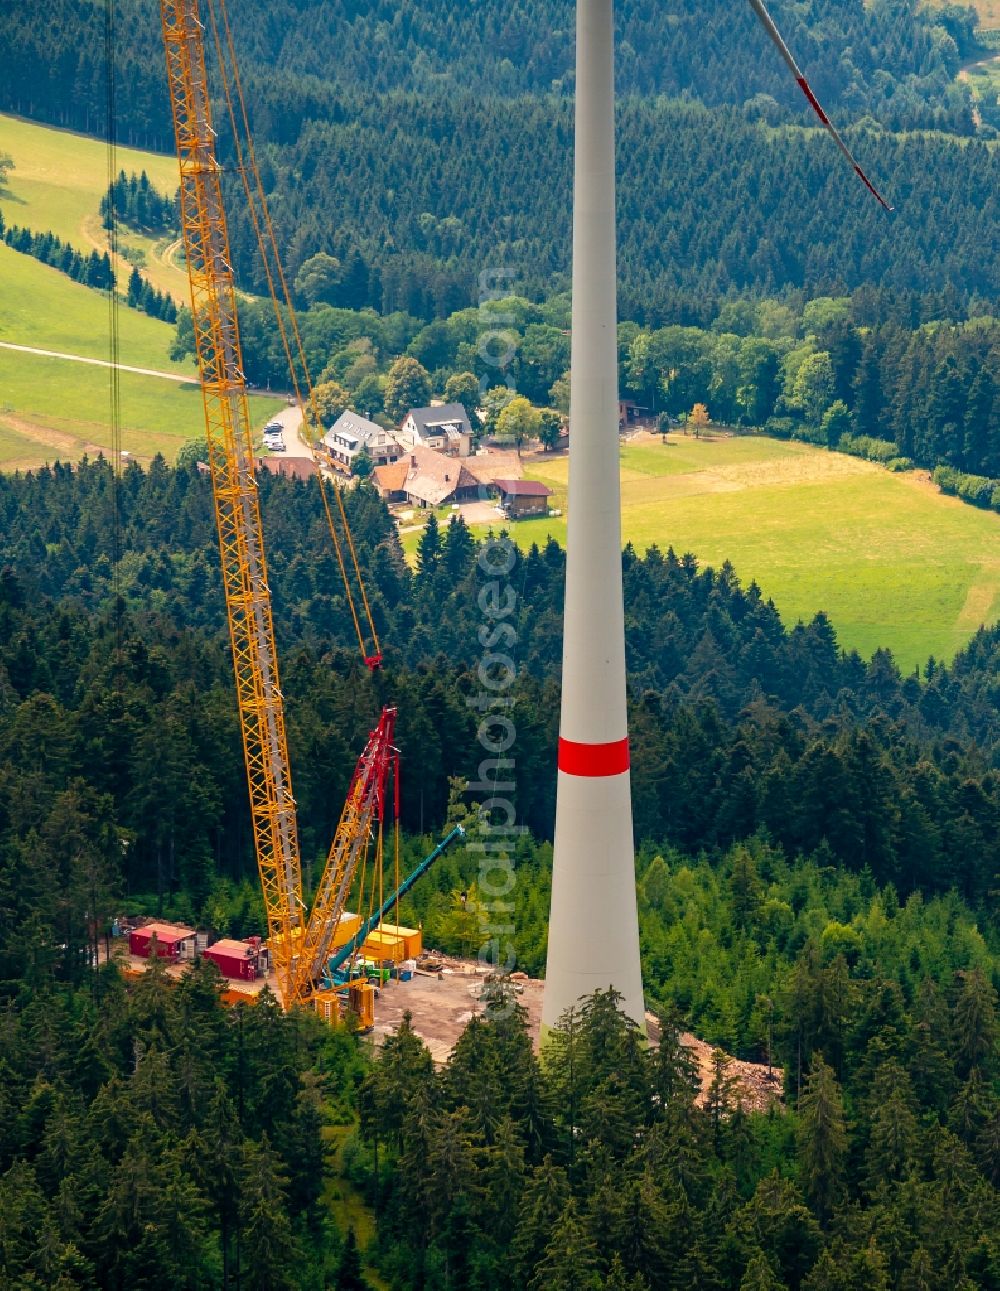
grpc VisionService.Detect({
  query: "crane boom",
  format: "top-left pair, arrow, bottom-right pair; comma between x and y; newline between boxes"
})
161,0 -> 442,1018
161,0 -> 304,999
286,707 -> 397,1006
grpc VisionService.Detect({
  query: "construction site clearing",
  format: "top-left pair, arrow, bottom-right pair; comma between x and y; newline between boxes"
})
112,922 -> 783,1112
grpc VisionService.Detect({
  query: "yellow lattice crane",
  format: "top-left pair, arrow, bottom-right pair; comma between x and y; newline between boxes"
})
159,0 -> 414,1013
161,0 -> 305,1001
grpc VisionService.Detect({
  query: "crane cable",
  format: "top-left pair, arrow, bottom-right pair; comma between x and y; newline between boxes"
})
204,0 -> 382,667
103,0 -> 123,663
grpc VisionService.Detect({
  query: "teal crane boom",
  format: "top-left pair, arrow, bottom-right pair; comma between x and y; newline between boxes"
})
326,824 -> 465,980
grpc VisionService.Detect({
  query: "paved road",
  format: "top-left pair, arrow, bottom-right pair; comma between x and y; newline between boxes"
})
261,402 -> 313,458
0,339 -> 196,383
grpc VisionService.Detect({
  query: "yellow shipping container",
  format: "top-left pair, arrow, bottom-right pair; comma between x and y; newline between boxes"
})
361,929 -> 406,963
331,911 -> 362,949
379,923 -> 423,959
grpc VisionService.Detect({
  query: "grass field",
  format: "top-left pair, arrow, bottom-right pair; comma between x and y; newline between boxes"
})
0,346 -> 282,468
0,112 -> 190,302
0,242 -> 191,371
975,0 -> 1000,22
0,117 -> 284,466
963,51 -> 1000,107
926,0 -> 1000,26
408,434 -> 1000,670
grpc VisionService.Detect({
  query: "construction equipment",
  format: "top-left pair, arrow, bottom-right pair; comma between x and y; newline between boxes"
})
313,824 -> 463,1031
158,0 -> 458,1016
325,825 -> 464,985
283,708 -> 398,1007
161,0 -> 305,1001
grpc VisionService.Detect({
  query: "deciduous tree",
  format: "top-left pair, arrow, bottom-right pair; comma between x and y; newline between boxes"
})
689,402 -> 710,437
384,356 -> 432,423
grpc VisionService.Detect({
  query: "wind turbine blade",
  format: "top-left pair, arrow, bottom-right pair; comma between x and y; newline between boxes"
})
748,0 -> 893,211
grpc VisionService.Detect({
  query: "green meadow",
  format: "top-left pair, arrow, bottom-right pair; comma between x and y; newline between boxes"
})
407,434 -> 1000,671
0,344 -> 282,469
0,117 -> 281,465
0,241 -> 190,370
0,111 -> 189,301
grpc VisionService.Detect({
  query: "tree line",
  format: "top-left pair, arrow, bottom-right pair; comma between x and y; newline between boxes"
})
101,168 -> 178,234
355,969 -> 1000,1290
6,457 -> 1000,917
0,952 -> 369,1289
0,210 -> 177,322
216,95 -> 998,323
0,0 -> 976,147
1,215 -> 115,291
1,5 -> 995,322
0,455 -> 999,1285
172,286 -> 1000,495
125,264 -> 178,323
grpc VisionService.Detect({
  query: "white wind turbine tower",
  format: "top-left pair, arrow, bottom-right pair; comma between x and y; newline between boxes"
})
542,0 -> 891,1038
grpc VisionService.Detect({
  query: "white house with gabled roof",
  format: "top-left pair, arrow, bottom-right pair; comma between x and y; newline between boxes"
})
323,410 -> 402,473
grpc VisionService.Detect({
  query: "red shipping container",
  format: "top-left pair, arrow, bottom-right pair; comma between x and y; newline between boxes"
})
204,939 -> 257,981
129,923 -> 195,959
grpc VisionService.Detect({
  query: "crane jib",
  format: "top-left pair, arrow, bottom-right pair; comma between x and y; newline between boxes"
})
161,0 -> 305,1001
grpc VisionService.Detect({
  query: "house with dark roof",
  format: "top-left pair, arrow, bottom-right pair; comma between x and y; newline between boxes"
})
323,411 -> 401,474
399,404 -> 473,458
494,478 -> 552,519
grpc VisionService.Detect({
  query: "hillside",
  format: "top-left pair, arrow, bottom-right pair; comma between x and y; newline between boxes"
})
2,11 -> 1000,1291
0,0 -> 975,138
394,434 -> 1000,670
215,96 -> 998,320
2,458 -> 1000,1288
0,113 -> 187,302
0,116 -> 283,466
7,456 -> 1000,889
0,2 -> 988,319
929,0 -> 1000,26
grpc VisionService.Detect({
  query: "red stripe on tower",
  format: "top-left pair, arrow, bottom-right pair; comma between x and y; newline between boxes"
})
558,736 -> 630,777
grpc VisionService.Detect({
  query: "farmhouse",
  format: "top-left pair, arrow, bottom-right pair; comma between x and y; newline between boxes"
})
465,450 -> 523,488
372,459 -> 410,502
253,455 -> 318,480
494,478 -> 552,519
323,411 -> 402,473
398,444 -> 481,507
374,445 -> 528,509
399,404 -> 473,457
